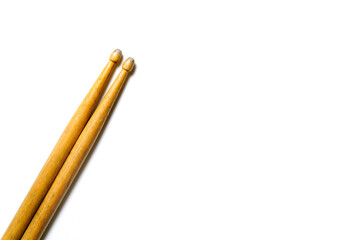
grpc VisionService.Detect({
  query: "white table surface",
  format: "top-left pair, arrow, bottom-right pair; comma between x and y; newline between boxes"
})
1,1 -> 360,239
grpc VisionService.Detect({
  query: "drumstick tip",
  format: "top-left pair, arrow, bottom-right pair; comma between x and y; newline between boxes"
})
122,57 -> 135,72
109,49 -> 122,63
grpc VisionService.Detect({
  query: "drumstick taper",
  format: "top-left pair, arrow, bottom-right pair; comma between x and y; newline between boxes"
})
1,49 -> 122,240
21,58 -> 135,240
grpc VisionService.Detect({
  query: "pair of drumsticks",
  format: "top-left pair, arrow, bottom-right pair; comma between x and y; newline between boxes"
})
2,49 -> 134,240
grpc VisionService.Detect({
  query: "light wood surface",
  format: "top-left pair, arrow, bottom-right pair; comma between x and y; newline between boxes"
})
1,49 -> 122,240
21,58 -> 135,240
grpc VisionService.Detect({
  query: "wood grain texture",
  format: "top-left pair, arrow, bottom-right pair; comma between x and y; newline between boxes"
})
21,58 -> 135,240
1,49 -> 122,240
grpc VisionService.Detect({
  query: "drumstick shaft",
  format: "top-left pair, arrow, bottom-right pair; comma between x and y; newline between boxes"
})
1,50 -> 122,240
21,58 -> 134,240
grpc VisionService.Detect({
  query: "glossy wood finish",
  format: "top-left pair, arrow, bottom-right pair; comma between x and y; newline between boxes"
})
21,58 -> 135,240
1,50 -> 122,240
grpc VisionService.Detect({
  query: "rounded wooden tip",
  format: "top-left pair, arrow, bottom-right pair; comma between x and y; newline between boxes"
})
109,49 -> 122,63
122,57 -> 135,72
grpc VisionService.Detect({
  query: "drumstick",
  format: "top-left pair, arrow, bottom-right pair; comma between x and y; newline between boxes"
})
1,49 -> 122,240
21,58 -> 135,240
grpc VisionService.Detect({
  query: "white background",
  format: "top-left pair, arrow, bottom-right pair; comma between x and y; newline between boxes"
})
0,1 -> 360,239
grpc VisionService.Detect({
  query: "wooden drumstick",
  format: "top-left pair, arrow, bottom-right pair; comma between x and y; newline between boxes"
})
21,58 -> 135,240
1,49 -> 122,240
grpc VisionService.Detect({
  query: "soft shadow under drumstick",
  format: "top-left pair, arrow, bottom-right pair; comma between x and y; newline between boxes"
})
21,58 -> 135,240
1,49 -> 122,240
